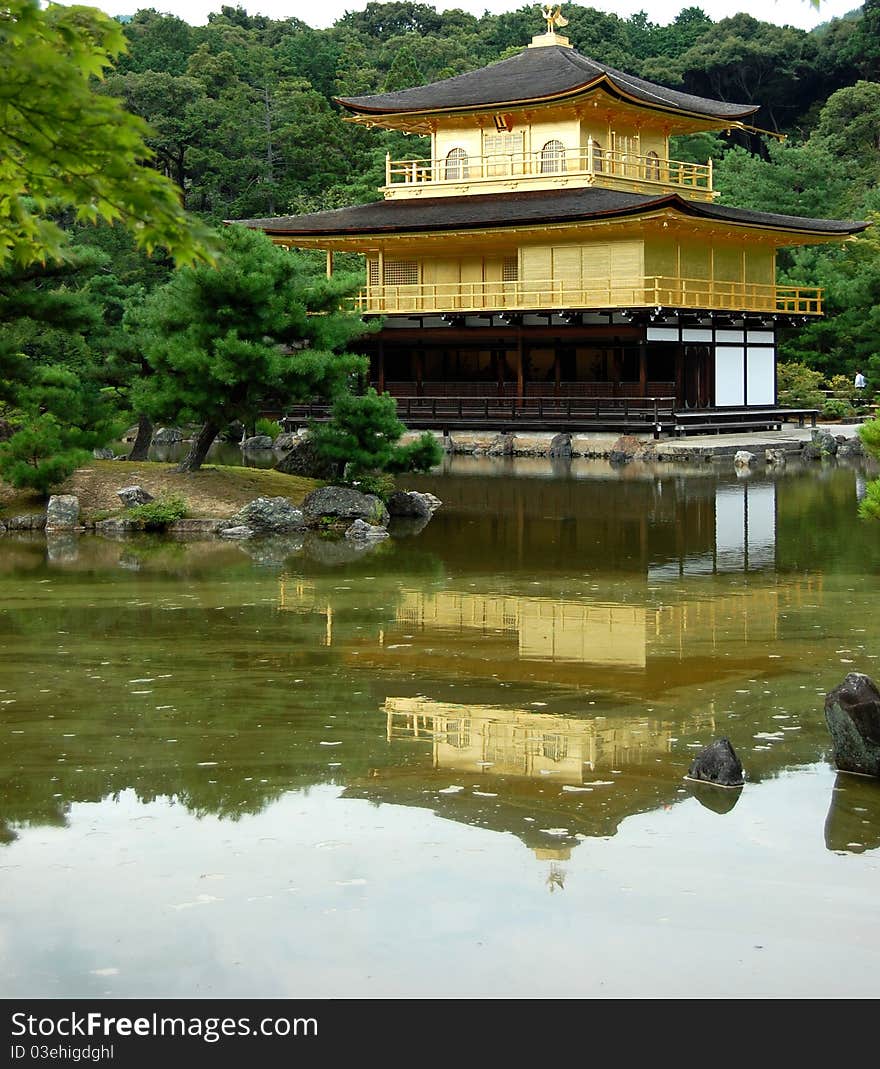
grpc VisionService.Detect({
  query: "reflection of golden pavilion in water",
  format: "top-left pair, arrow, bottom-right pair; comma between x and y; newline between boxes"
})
383,695 -> 713,787
279,576 -> 823,679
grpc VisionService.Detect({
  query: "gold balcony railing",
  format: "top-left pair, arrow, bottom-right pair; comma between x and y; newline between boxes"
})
354,277 -> 823,316
386,145 -> 713,195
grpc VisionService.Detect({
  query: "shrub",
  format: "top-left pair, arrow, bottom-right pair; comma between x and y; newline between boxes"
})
858,417 -> 880,459
822,397 -> 855,420
777,362 -> 825,409
0,415 -> 91,495
254,417 -> 282,441
859,479 -> 880,521
346,471 -> 396,500
126,494 -> 189,531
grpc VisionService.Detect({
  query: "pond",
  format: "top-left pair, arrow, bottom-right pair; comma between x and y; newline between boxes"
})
2,457 -> 879,998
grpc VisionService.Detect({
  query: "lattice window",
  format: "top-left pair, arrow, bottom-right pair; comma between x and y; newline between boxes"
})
368,258 -> 379,287
445,147 -> 468,180
483,131 -> 523,175
502,256 -> 518,282
540,139 -> 565,174
383,260 -> 419,286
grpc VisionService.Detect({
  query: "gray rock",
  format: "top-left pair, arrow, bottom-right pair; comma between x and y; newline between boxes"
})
92,447 -> 115,460
686,738 -> 745,787
274,437 -> 342,480
121,424 -> 140,443
765,448 -> 787,466
272,431 -> 304,454
734,450 -> 756,470
117,485 -> 154,508
486,434 -> 513,457
837,437 -> 864,458
608,434 -> 644,466
301,485 -> 390,528
386,490 -> 438,519
824,672 -> 880,777
811,427 -> 839,456
230,497 -> 306,534
549,432 -> 572,458
6,512 -> 47,531
95,517 -> 137,534
241,434 -> 275,452
801,442 -> 823,461
45,495 -> 80,530
345,518 -> 390,542
219,525 -> 254,540
152,426 -> 183,444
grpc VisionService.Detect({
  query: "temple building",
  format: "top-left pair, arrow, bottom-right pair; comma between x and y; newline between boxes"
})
238,8 -> 866,425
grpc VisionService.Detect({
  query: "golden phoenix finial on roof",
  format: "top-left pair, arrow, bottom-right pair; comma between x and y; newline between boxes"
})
541,5 -> 569,34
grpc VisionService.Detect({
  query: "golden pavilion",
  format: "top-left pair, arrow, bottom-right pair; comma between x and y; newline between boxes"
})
239,7 -> 866,428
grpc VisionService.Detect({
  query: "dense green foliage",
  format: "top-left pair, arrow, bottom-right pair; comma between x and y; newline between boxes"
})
0,0 -> 213,268
311,388 -> 443,490
135,226 -> 372,470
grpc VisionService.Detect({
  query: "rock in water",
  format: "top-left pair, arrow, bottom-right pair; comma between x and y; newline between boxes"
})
117,485 -> 154,508
301,485 -> 389,528
734,450 -> 756,470
219,525 -> 254,540
686,738 -> 745,787
824,673 -> 880,777
229,497 -> 305,535
386,490 -> 441,520
765,448 -> 786,466
811,428 -> 838,456
344,519 -> 390,542
45,495 -> 80,530
241,434 -> 274,452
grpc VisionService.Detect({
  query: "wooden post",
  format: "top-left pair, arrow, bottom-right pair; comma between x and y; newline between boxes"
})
325,250 -> 333,279
385,152 -> 391,186
516,332 -> 524,403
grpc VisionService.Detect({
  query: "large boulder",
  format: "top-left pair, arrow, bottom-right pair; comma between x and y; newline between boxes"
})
686,738 -> 745,787
152,426 -> 183,444
811,427 -> 838,456
824,672 -> 880,778
734,450 -> 756,470
274,437 -> 342,480
117,485 -> 154,508
486,434 -> 513,457
386,490 -> 441,520
345,518 -> 390,543
45,495 -> 80,530
95,517 -> 137,535
765,448 -> 787,466
837,436 -> 864,458
241,434 -> 275,453
92,447 -> 115,460
549,433 -> 572,458
229,497 -> 306,535
301,485 -> 389,528
273,431 -> 305,454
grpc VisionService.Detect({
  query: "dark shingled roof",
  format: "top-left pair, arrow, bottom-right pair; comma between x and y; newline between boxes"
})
235,188 -> 868,239
336,45 -> 758,121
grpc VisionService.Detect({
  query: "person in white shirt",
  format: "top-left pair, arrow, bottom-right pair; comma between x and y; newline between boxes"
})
854,370 -> 867,390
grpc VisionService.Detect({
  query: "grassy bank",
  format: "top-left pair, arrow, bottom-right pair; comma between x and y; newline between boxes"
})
0,460 -> 317,520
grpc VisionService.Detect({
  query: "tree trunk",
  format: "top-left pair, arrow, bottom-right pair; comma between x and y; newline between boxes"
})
126,414 -> 153,461
175,420 -> 220,473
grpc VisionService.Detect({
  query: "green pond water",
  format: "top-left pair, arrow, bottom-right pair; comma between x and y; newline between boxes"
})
2,457 -> 880,998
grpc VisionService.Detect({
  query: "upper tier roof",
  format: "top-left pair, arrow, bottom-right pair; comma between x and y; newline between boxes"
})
234,187 -> 867,239
336,45 -> 759,121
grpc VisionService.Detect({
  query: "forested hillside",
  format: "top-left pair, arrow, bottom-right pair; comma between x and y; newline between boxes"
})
4,1 -> 880,410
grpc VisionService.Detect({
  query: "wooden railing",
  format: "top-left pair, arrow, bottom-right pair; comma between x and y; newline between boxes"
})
386,145 -> 713,195
354,276 -> 824,316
